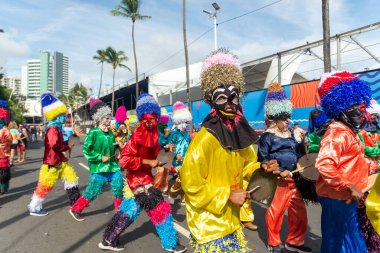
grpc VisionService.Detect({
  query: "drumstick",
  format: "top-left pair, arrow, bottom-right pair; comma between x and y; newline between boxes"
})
248,186 -> 261,194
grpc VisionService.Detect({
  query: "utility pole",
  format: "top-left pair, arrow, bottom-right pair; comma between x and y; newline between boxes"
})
322,0 -> 331,72
183,0 -> 192,129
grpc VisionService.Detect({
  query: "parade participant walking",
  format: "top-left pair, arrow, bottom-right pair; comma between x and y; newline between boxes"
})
99,93 -> 186,252
316,71 -> 371,253
0,100 -> 13,194
258,82 -> 311,253
111,106 -> 128,149
158,107 -> 171,149
355,99 -> 380,253
69,98 -> 123,222
28,93 -> 81,216
181,49 -> 260,252
167,101 -> 192,205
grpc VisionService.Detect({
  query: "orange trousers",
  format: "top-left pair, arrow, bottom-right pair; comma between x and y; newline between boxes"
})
266,177 -> 307,247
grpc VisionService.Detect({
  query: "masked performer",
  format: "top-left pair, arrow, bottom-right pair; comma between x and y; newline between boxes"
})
111,106 -> 128,149
258,82 -> 311,253
167,101 -> 192,205
158,107 -> 171,149
0,100 -> 13,194
98,93 -> 186,252
28,93 -> 81,216
316,71 -> 371,253
69,98 -> 123,221
181,49 -> 260,252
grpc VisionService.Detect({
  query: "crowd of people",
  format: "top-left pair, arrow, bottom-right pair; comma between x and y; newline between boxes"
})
1,49 -> 380,253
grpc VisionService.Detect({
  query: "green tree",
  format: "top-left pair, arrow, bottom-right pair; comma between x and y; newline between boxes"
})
111,0 -> 151,102
93,49 -> 107,98
104,46 -> 130,115
0,85 -> 25,123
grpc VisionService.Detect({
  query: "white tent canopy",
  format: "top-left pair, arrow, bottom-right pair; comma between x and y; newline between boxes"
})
149,62 -> 202,99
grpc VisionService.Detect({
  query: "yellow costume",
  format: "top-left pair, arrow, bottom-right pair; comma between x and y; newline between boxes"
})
181,127 -> 260,247
366,175 -> 380,234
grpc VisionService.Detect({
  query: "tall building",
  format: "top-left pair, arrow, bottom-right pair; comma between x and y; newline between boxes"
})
0,76 -> 22,98
26,50 -> 69,99
53,51 -> 69,95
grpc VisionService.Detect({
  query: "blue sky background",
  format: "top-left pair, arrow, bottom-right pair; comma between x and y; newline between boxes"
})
1,0 -> 380,94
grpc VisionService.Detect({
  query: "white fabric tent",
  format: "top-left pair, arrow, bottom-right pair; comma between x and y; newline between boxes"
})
149,62 -> 202,99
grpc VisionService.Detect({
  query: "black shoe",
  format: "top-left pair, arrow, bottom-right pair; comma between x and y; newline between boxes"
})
98,241 -> 124,251
69,209 -> 85,222
164,243 -> 187,253
285,243 -> 312,253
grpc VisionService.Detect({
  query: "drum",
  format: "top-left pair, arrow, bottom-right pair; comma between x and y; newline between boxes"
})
247,169 -> 278,206
295,153 -> 319,204
298,153 -> 319,182
153,150 -> 174,192
156,150 -> 174,170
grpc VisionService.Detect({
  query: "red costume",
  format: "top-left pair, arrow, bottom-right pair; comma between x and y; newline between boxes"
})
316,121 -> 368,200
119,113 -> 161,189
43,126 -> 69,166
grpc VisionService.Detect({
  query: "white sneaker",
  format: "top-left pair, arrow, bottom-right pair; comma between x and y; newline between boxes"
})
98,241 -> 124,251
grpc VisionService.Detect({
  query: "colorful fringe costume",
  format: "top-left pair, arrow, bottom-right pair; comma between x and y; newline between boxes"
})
316,71 -> 371,253
181,49 -> 260,252
356,100 -> 380,252
100,94 -> 185,252
258,82 -> 309,251
0,100 -> 13,194
28,94 -> 81,214
70,99 -> 123,217
168,101 -> 192,203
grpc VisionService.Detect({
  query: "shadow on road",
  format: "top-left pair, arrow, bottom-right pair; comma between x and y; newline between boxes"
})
252,202 -> 322,250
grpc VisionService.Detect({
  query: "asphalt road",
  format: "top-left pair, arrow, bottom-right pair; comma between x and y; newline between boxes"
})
0,139 -> 322,253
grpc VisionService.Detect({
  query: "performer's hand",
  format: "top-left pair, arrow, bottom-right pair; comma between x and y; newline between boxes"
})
229,189 -> 249,206
150,159 -> 160,168
280,170 -> 291,178
176,154 -> 182,162
169,143 -> 176,153
102,156 -> 110,162
262,160 -> 279,172
346,185 -> 364,205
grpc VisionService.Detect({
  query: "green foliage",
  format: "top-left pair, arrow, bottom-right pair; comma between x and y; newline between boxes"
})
111,0 -> 152,22
105,47 -> 130,71
0,85 -> 25,123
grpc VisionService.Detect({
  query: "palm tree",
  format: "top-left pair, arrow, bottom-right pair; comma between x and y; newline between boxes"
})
111,0 -> 151,102
93,49 -> 107,98
105,46 -> 130,115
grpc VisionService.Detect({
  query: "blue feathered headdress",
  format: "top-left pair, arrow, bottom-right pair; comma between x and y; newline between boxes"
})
136,93 -> 161,121
318,71 -> 371,119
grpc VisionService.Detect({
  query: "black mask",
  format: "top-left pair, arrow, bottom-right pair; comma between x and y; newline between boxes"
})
212,85 -> 239,118
343,104 -> 366,129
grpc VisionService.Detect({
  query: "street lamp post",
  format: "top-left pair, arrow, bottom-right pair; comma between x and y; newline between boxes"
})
203,2 -> 220,50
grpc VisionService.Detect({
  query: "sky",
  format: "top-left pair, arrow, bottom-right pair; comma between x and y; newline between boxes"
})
1,0 -> 380,96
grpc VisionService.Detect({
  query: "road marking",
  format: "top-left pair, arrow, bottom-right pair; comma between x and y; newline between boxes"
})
174,222 -> 190,239
79,163 -> 89,171
77,162 -> 191,239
